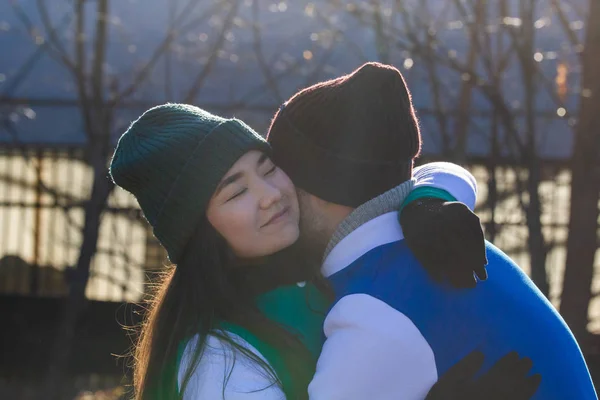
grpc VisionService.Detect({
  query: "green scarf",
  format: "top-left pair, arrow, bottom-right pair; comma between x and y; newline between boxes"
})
174,282 -> 329,399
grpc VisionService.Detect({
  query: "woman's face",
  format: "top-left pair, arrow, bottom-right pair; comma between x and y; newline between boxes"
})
206,150 -> 300,259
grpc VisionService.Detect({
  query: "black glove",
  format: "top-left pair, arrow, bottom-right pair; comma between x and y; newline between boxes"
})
399,198 -> 488,288
426,350 -> 542,400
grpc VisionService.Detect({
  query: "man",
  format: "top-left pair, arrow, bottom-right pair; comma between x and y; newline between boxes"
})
267,62 -> 596,399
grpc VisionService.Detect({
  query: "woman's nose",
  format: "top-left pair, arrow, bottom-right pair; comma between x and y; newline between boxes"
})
259,181 -> 283,209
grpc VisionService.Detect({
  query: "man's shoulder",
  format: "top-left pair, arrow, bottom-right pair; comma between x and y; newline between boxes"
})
484,240 -> 520,267
353,239 -> 422,271
327,239 -> 430,294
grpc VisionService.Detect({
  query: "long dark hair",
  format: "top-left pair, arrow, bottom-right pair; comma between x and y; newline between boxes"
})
133,216 -> 326,400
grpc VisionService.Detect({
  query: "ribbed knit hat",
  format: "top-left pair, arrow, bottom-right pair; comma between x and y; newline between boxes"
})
267,62 -> 422,207
109,103 -> 270,263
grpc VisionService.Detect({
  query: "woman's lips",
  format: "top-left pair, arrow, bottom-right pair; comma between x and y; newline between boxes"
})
262,206 -> 290,227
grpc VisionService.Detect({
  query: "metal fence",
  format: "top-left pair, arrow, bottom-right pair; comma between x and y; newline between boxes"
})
0,146 -> 166,302
0,145 -> 591,315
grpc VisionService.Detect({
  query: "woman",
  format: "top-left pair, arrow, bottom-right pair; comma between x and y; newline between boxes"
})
110,104 -> 334,399
110,104 -> 537,399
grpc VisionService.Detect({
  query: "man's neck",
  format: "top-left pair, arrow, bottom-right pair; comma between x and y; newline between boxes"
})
322,179 -> 415,262
323,207 -> 354,244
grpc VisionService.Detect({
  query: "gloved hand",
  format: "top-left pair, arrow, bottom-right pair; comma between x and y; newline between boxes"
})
425,350 -> 541,400
399,197 -> 488,288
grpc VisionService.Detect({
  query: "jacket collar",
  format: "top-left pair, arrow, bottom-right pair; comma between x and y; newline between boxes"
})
321,211 -> 404,278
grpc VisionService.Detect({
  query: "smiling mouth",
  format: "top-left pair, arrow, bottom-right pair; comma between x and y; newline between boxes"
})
262,207 -> 290,227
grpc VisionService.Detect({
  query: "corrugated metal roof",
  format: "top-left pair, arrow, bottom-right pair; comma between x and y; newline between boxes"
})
0,0 -> 585,158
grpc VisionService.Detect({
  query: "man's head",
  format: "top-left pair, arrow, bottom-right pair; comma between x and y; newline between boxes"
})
267,62 -> 422,253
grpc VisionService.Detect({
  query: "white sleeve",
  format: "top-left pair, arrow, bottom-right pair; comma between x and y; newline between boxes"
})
179,332 -> 286,400
413,162 -> 477,210
308,294 -> 437,400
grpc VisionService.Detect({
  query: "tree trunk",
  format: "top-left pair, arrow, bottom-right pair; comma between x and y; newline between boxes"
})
559,0 -> 600,351
38,149 -> 113,399
452,0 -> 483,163
486,113 -> 500,242
526,158 -> 550,297
518,0 -> 549,297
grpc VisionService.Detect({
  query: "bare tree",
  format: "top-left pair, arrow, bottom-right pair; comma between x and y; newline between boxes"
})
33,1 -> 118,395
510,0 -> 549,297
325,0 -> 598,333
3,0 -> 241,397
33,0 -> 178,395
2,0 -> 328,396
327,0 -> 556,296
559,0 -> 600,351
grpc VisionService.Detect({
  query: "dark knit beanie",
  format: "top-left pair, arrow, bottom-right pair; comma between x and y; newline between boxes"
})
109,103 -> 270,263
267,62 -> 422,207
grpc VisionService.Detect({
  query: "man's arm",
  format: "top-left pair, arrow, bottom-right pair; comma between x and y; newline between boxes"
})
308,294 -> 437,400
411,161 -> 478,210
401,162 -> 488,287
309,297 -> 541,400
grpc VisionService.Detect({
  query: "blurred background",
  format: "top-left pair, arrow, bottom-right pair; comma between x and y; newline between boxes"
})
0,0 -> 598,398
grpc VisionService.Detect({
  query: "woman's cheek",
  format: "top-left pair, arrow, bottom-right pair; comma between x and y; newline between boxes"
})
226,198 -> 258,236
210,203 -> 246,243
228,209 -> 262,258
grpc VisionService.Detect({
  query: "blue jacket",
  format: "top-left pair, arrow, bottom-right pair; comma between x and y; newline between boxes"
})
327,236 -> 597,399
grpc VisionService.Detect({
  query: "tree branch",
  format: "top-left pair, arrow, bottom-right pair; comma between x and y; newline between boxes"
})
550,0 -> 583,60
35,0 -> 76,71
111,0 -> 220,106
184,0 -> 240,103
251,0 -> 283,102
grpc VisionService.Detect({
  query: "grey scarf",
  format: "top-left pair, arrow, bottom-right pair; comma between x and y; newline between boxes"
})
323,178 -> 415,261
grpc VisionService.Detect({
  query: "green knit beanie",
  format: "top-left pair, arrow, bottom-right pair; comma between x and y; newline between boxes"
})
109,103 -> 270,263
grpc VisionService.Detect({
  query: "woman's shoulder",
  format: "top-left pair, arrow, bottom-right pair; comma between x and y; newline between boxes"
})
178,331 -> 285,399
181,330 -> 268,365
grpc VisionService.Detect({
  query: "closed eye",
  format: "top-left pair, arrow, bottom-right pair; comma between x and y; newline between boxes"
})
265,165 -> 277,176
226,188 -> 247,202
